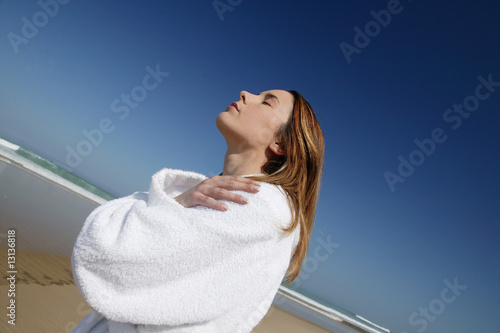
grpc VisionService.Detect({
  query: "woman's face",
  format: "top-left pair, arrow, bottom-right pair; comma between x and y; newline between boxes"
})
216,89 -> 294,153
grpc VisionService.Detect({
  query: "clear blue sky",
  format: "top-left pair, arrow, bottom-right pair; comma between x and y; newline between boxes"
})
1,1 -> 499,332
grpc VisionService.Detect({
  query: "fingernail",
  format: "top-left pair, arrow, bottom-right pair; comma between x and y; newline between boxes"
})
241,197 -> 249,204
222,203 -> 229,210
252,185 -> 260,192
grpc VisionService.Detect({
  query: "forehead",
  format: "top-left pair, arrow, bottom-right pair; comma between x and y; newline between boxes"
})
261,89 -> 294,107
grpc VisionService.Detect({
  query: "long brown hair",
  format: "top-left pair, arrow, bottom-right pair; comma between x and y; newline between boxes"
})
246,90 -> 325,285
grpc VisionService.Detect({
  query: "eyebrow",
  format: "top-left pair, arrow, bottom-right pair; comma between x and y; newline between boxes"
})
260,92 -> 280,106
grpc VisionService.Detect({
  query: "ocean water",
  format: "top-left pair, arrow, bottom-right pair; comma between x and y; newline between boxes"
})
281,284 -> 391,333
13,146 -> 115,201
0,136 -> 391,333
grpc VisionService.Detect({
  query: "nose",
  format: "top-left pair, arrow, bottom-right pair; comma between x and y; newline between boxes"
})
239,90 -> 249,104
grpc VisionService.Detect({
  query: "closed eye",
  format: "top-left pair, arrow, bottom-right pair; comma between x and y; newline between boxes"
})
263,101 -> 271,106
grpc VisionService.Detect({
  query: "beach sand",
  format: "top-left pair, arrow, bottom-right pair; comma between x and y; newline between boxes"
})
0,247 -> 332,333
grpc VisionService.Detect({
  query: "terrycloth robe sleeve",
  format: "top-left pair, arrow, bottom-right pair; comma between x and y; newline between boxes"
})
71,168 -> 298,327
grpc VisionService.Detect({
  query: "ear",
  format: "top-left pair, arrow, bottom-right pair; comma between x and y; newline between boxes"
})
269,141 -> 285,156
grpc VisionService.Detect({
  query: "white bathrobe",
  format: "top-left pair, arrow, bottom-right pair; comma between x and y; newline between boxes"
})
71,168 -> 300,333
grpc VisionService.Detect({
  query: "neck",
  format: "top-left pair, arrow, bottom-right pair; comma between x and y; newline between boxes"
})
221,148 -> 266,176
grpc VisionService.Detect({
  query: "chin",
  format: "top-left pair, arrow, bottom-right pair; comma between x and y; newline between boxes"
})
216,117 -> 242,144
215,112 -> 230,134
215,112 -> 225,127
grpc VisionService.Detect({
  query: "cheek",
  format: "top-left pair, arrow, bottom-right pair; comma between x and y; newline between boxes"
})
240,110 -> 280,140
248,118 -> 279,145
253,126 -> 275,145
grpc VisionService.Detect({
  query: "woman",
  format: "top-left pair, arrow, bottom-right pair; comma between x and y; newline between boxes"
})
71,89 -> 325,333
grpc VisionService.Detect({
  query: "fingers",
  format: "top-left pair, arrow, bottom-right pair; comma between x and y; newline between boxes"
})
196,193 -> 230,211
211,175 -> 261,194
194,175 -> 261,211
207,187 -> 250,205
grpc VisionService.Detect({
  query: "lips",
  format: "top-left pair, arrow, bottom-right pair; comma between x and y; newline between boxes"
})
230,102 -> 239,111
